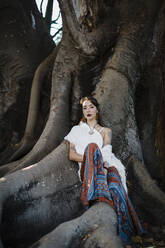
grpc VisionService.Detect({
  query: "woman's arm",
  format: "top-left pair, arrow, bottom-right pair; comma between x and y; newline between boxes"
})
69,142 -> 84,162
102,128 -> 112,170
103,128 -> 112,146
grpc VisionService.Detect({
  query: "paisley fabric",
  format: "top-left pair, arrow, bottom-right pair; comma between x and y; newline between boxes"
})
64,122 -> 127,191
80,143 -> 144,245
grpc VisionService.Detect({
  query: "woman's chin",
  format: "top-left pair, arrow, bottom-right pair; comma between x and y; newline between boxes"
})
86,117 -> 96,121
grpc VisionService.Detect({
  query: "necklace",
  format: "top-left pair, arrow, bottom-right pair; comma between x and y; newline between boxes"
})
87,123 -> 98,135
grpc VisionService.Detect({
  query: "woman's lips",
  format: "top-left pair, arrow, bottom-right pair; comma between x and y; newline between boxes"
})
87,114 -> 91,117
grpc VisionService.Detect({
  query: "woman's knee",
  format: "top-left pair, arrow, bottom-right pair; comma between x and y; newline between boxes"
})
84,143 -> 100,154
86,143 -> 99,149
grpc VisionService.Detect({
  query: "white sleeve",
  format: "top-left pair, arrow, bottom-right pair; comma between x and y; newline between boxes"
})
64,126 -> 78,145
100,144 -> 112,164
111,154 -> 127,193
101,144 -> 127,192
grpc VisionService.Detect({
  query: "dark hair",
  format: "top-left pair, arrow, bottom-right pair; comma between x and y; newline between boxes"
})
80,96 -> 99,109
80,96 -> 100,122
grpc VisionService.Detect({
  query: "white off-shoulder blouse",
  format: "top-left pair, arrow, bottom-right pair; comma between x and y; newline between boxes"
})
64,121 -> 127,192
64,122 -> 103,155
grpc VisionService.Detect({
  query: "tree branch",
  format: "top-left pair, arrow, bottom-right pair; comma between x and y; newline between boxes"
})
52,27 -> 62,38
51,10 -> 61,24
45,0 -> 54,32
40,0 -> 44,15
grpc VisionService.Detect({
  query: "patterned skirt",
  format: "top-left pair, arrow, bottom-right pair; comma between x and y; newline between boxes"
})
80,143 -> 144,245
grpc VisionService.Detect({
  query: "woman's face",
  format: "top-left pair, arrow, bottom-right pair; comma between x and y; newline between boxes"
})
82,100 -> 98,121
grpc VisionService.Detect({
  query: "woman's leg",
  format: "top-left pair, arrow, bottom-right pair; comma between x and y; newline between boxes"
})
80,143 -> 113,209
80,144 -> 144,246
107,166 -> 144,246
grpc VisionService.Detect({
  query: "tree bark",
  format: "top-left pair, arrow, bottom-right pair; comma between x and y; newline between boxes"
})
0,0 -> 54,156
30,203 -> 122,248
0,142 -> 82,247
0,0 -> 165,247
6,47 -> 58,163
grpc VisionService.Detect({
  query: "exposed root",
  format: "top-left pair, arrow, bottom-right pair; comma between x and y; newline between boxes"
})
6,136 -> 36,163
0,145 -> 22,167
0,34 -> 79,175
30,202 -> 122,248
5,48 -> 58,164
127,156 -> 165,225
0,159 -> 21,178
0,141 -> 82,247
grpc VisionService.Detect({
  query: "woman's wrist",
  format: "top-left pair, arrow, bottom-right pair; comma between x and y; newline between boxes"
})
81,155 -> 84,162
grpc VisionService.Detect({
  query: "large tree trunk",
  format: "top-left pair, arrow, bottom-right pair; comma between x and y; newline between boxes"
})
0,0 -> 54,161
0,0 -> 165,247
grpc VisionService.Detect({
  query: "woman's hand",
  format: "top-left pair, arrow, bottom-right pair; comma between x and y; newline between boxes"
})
103,162 -> 109,175
103,168 -> 108,175
103,161 -> 109,169
69,142 -> 84,162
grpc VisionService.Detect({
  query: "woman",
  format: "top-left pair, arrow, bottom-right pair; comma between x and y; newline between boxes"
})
64,96 -> 144,247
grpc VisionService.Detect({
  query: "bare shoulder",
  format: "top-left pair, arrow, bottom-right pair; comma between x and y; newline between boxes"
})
96,125 -> 112,137
102,127 -> 112,144
103,127 -> 112,135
